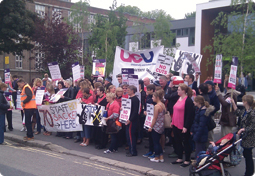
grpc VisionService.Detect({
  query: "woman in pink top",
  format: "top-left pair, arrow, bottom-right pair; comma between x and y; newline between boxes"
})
171,83 -> 195,167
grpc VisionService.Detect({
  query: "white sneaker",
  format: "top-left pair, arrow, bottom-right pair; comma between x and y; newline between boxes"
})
150,158 -> 159,163
20,127 -> 25,132
104,149 -> 112,154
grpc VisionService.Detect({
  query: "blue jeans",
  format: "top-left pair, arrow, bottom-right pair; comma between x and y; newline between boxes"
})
151,129 -> 163,157
243,147 -> 254,176
81,125 -> 91,138
109,133 -> 118,151
36,109 -> 42,133
126,121 -> 137,155
0,114 -> 5,144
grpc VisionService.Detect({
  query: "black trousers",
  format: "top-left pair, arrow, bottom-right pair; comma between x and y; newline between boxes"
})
94,126 -> 108,148
12,92 -> 17,109
173,125 -> 191,161
24,109 -> 35,138
243,147 -> 254,176
6,111 -> 13,130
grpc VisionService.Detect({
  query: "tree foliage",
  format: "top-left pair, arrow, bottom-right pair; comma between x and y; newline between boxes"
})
203,0 -> 255,75
0,0 -> 37,55
89,0 -> 127,76
185,12 -> 196,19
32,12 -> 80,78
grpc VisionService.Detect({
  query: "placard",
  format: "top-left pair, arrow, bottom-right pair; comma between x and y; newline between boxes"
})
4,69 -> 10,83
48,62 -> 62,81
92,59 -> 106,77
38,100 -> 82,132
154,54 -> 173,76
76,104 -> 105,126
80,65 -> 85,79
49,88 -> 68,103
184,52 -> 200,73
16,91 -> 22,110
144,104 -> 154,129
36,89 -> 45,106
121,68 -> 134,84
128,75 -> 140,101
119,98 -> 131,123
72,62 -> 80,82
213,54 -> 222,84
228,57 -> 238,89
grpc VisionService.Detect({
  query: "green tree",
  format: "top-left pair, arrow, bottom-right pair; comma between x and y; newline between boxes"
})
142,9 -> 173,20
0,0 -> 37,55
203,0 -> 255,75
89,0 -> 127,75
116,5 -> 142,16
67,0 -> 90,65
185,12 -> 196,19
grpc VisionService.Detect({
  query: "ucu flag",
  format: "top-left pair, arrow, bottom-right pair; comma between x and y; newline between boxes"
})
120,49 -> 155,63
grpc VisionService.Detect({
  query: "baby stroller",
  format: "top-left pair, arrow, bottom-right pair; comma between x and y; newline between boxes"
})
189,133 -> 243,176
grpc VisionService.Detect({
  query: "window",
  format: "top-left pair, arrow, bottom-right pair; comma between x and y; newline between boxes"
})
35,5 -> 45,17
15,55 -> 22,69
52,8 -> 62,22
177,29 -> 182,36
68,11 -> 82,32
189,27 -> 195,46
35,52 -> 44,70
88,14 -> 95,25
183,28 -> 189,36
140,33 -> 151,49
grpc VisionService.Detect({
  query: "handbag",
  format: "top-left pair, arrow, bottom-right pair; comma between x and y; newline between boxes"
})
106,119 -> 119,134
207,116 -> 216,131
164,111 -> 172,128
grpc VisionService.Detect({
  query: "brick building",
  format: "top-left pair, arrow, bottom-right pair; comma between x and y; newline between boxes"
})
0,0 -> 155,82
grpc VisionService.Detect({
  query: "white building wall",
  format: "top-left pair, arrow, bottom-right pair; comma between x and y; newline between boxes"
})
176,37 -> 195,52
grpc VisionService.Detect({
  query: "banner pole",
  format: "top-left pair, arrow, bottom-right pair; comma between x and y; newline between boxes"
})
230,89 -> 233,112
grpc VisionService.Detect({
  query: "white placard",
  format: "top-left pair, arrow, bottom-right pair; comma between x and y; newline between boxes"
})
72,62 -> 80,82
16,92 -> 22,110
214,54 -> 222,84
119,98 -> 131,123
48,62 -> 62,81
154,54 -> 173,75
144,104 -> 154,129
36,90 -> 45,106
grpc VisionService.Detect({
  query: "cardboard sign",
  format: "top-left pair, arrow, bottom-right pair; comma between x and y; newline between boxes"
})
38,100 -> 82,132
144,104 -> 154,129
121,68 -> 134,84
154,54 -> 173,76
184,52 -> 200,73
48,62 -> 62,81
16,91 -> 22,110
72,62 -> 80,82
213,54 -> 222,84
228,57 -> 238,89
92,59 -> 106,77
119,98 -> 131,123
4,69 -> 10,83
35,88 -> 45,106
49,88 -> 68,103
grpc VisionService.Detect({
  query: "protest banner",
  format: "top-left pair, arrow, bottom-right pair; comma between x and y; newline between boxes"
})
213,54 -> 222,84
184,52 -> 201,73
228,57 -> 238,89
144,104 -> 154,129
48,62 -> 62,81
92,59 -> 106,77
112,46 -> 164,86
72,62 -> 80,82
154,54 -> 173,76
38,100 -> 82,132
172,50 -> 203,75
80,65 -> 85,79
121,68 -> 134,84
4,69 -> 10,83
119,98 -> 131,123
49,88 -> 68,103
35,87 -> 45,106
76,104 -> 105,126
16,91 -> 22,110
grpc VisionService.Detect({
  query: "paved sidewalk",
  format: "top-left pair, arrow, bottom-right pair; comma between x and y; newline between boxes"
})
3,110 -> 253,176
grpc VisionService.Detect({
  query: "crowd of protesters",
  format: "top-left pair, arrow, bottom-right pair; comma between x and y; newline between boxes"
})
0,72 -> 255,175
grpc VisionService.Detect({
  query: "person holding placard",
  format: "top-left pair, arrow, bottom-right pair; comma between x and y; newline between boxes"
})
126,85 -> 140,157
17,79 -> 37,141
0,83 -> 12,144
137,80 -> 146,144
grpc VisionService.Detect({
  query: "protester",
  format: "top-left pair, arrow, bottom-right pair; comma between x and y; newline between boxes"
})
42,73 -> 52,87
104,77 -> 112,91
92,82 -> 102,103
0,83 -> 12,144
32,78 -> 44,135
117,74 -> 122,87
184,74 -> 195,88
97,76 -> 104,84
12,75 -> 19,108
171,83 -> 194,167
159,75 -> 168,93
126,85 -> 140,157
17,79 -> 37,141
56,81 -> 65,93
236,78 -> 246,102
191,95 -> 214,157
223,74 -> 229,93
80,88 -> 94,146
231,95 -> 255,176
143,84 -> 156,158
94,86 -> 108,149
137,80 -> 146,144
108,85 -> 116,93
239,73 -> 248,89
148,91 -> 166,162
115,87 -> 123,107
143,77 -> 150,87
215,81 -> 239,137
198,83 -> 210,103
246,73 -> 252,91
121,83 -> 129,98
104,93 -> 121,153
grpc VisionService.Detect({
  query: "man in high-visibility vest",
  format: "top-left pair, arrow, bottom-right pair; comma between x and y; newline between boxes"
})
17,79 -> 37,141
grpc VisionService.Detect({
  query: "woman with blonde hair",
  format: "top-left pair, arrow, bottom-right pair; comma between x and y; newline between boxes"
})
108,85 -> 116,94
171,83 -> 195,167
231,95 -> 255,176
